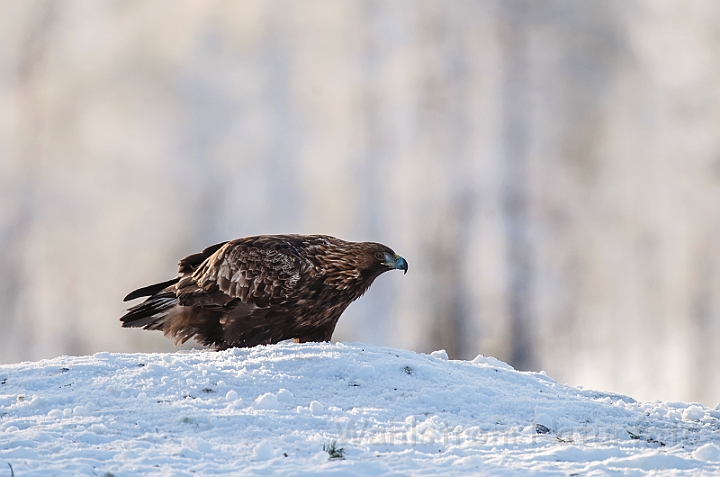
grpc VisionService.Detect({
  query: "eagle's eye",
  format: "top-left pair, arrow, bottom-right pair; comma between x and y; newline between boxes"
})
375,252 -> 385,261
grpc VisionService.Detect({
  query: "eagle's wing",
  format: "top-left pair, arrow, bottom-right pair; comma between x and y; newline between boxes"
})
176,237 -> 313,310
178,241 -> 228,274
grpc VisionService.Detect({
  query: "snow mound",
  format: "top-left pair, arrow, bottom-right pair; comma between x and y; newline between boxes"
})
1,342 -> 720,476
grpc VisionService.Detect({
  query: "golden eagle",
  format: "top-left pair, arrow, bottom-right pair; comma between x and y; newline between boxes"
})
121,234 -> 408,349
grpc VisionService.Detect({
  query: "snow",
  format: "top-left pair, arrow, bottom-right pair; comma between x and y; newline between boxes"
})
683,405 -> 706,422
430,349 -> 449,360
1,342 -> 719,476
254,393 -> 279,410
693,443 -> 720,462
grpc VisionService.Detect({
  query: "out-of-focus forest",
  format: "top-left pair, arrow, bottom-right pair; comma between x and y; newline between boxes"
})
1,0 -> 720,405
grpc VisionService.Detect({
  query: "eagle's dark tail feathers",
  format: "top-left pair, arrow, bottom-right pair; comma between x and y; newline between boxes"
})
121,277 -> 227,348
123,278 -> 180,302
121,289 -> 178,330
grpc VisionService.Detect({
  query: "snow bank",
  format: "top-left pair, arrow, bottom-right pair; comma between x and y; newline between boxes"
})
1,342 -> 719,476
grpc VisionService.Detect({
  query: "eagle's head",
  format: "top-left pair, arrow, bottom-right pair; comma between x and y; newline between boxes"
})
317,237 -> 408,292
374,247 -> 409,275
333,241 -> 407,297
355,242 -> 408,277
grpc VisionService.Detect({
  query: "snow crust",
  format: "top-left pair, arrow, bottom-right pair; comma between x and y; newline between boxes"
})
1,342 -> 719,476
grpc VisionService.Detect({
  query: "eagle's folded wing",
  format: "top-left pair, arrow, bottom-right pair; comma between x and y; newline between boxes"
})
176,239 -> 310,309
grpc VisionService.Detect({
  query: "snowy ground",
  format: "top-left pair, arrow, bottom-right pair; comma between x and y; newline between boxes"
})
1,342 -> 720,476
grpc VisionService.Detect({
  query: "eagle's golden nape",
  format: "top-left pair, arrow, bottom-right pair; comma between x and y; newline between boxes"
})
120,234 -> 407,349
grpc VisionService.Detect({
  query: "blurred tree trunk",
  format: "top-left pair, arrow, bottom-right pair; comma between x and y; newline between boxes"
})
499,1 -> 535,371
0,0 -> 56,359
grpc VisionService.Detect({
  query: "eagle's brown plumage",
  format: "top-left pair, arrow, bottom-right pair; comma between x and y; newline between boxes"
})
120,234 -> 408,349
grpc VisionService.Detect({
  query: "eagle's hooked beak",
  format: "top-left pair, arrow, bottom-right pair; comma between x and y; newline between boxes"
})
383,253 -> 408,274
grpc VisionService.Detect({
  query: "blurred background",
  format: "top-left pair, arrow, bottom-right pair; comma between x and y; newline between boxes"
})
2,0 -> 720,406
